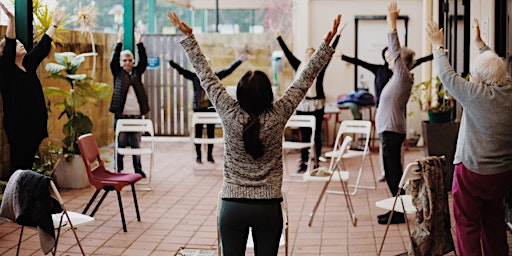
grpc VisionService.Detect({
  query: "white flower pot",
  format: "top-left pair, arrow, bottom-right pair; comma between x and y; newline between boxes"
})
52,156 -> 90,189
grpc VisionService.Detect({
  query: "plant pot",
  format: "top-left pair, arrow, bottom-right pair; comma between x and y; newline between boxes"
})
427,110 -> 452,123
52,156 -> 90,189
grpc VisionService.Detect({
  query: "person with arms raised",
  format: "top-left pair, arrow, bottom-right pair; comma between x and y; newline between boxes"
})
167,10 -> 340,256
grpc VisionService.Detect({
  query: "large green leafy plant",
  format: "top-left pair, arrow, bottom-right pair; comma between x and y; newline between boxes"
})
44,52 -> 112,159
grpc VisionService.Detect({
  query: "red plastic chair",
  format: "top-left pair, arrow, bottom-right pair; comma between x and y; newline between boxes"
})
77,133 -> 143,232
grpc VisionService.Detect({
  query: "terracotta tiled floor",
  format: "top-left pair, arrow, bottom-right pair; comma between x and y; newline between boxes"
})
0,138 -> 476,255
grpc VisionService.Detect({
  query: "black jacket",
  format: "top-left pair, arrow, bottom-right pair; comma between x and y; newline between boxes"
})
109,42 -> 150,115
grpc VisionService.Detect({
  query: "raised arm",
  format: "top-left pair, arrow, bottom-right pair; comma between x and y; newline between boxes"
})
169,60 -> 196,80
0,3 -> 14,40
45,8 -> 63,39
473,18 -> 490,52
110,27 -> 124,74
215,53 -> 247,79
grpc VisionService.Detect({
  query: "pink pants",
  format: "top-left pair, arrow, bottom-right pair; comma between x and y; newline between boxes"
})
452,163 -> 512,256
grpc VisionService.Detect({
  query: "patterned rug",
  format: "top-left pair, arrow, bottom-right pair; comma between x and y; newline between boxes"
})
174,248 -> 216,256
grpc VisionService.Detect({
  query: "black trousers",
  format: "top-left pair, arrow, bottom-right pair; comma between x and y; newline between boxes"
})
9,137 -> 42,176
219,199 -> 283,256
379,131 -> 406,196
296,109 -> 324,164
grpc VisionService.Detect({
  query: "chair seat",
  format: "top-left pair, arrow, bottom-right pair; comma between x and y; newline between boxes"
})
303,169 -> 349,182
52,211 -> 94,229
282,141 -> 311,150
92,169 -> 143,184
375,195 -> 416,214
116,148 -> 153,155
193,138 -> 224,144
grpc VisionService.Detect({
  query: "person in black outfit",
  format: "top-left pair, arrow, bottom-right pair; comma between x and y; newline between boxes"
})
0,3 -> 63,176
109,27 -> 150,178
169,53 -> 248,163
274,30 -> 341,172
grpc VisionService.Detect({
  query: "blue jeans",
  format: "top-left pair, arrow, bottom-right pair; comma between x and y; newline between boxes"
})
114,115 -> 142,172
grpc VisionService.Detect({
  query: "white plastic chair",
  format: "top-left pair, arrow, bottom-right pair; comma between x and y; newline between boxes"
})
2,170 -> 94,256
303,136 -> 356,227
191,112 -> 224,145
325,120 -> 376,196
114,119 -> 155,189
191,112 -> 224,170
216,191 -> 288,256
375,162 -> 420,256
282,115 -> 316,180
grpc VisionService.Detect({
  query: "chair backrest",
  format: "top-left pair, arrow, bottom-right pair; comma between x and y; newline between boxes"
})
333,135 -> 353,163
285,115 -> 316,144
77,133 -> 106,187
397,162 -> 421,189
335,120 -> 372,151
115,119 -> 154,136
192,112 -> 222,126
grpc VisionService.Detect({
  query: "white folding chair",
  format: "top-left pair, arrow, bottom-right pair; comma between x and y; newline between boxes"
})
282,115 -> 316,180
1,170 -> 94,256
303,136 -> 356,227
325,120 -> 376,196
114,119 -> 155,189
216,191 -> 288,256
191,112 -> 224,170
375,162 -> 421,256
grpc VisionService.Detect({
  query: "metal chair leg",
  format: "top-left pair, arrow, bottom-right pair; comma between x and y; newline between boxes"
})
116,191 -> 127,232
82,190 -> 100,214
131,184 -> 141,221
90,190 -> 110,217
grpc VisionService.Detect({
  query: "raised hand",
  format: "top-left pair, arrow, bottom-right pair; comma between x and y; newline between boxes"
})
323,14 -> 341,46
0,2 -> 13,19
135,30 -> 142,44
387,1 -> 399,31
117,27 -> 124,42
426,20 -> 444,49
239,52 -> 249,62
52,7 -> 64,26
167,11 -> 193,37
472,18 -> 486,49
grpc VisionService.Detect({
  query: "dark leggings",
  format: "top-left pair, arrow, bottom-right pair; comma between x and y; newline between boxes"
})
297,109 -> 324,163
9,137 -> 42,176
380,131 -> 406,196
219,199 -> 283,256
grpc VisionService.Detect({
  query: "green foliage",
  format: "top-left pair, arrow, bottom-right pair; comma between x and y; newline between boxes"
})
33,139 -> 62,176
411,76 -> 454,113
44,52 -> 112,157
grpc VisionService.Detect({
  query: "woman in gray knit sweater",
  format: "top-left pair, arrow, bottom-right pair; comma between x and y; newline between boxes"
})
427,19 -> 512,256
167,11 -> 340,256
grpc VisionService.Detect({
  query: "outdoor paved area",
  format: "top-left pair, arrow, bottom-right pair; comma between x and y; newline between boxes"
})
0,137 -> 492,255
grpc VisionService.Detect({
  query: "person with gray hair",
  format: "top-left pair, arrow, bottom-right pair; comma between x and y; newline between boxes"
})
427,18 -> 512,256
375,1 -> 416,225
109,27 -> 150,178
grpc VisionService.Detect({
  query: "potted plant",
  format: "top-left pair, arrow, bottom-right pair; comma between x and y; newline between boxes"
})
410,76 -> 455,123
43,52 -> 112,188
411,75 -> 460,191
